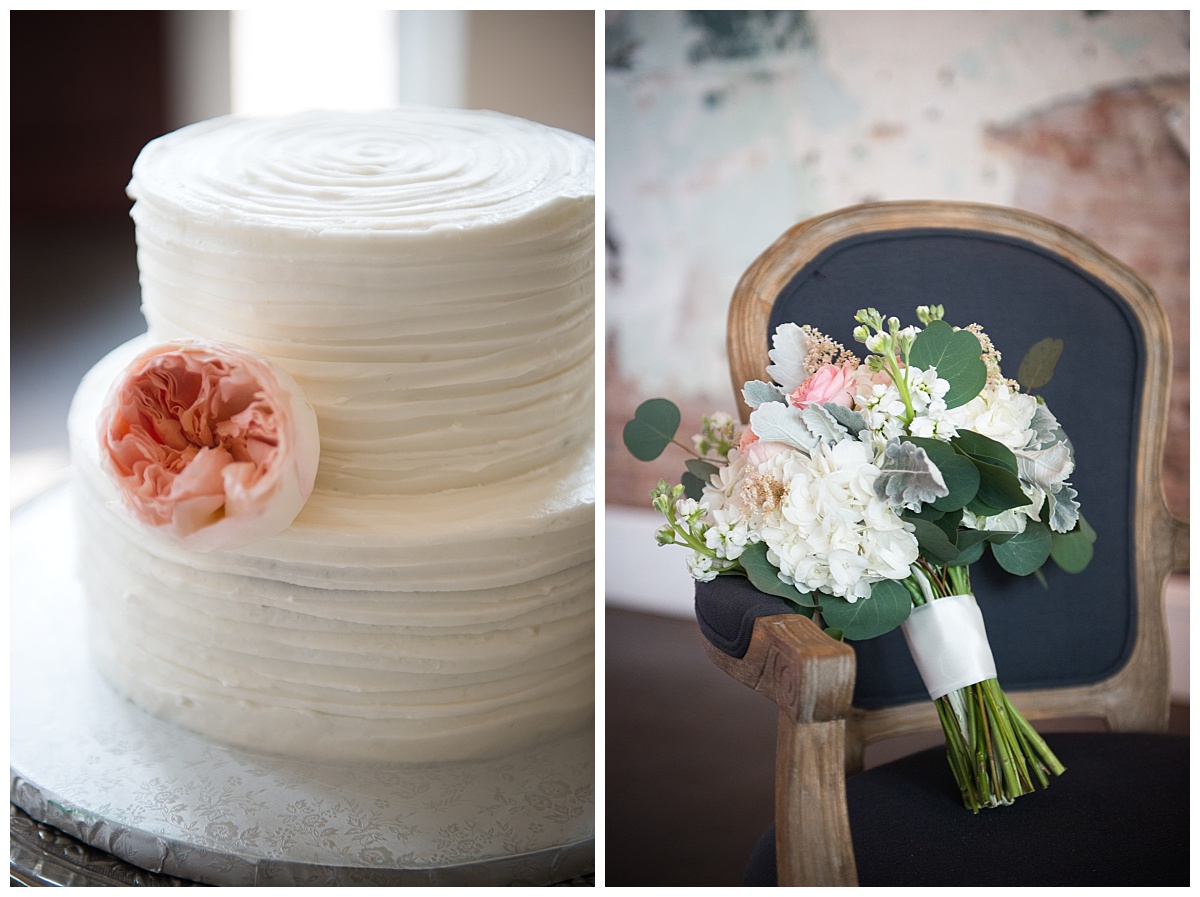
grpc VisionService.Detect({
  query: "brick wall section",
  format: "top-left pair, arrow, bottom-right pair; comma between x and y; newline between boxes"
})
609,82 -> 1190,522
988,79 -> 1190,521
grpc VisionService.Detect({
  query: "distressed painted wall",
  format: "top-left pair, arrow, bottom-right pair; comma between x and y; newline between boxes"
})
606,10 -> 1189,517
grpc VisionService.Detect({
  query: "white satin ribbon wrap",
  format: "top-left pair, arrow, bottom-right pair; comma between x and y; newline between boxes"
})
901,593 -> 997,700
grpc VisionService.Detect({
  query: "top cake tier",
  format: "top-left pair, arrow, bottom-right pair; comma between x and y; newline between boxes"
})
127,108 -> 595,497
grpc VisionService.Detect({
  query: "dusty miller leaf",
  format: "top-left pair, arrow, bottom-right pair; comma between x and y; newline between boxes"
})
800,403 -> 850,444
1028,403 -> 1064,450
765,323 -> 810,396
1045,483 -> 1081,534
874,439 -> 949,511
747,402 -> 818,452
1016,442 -> 1074,494
821,402 -> 868,437
742,380 -> 786,409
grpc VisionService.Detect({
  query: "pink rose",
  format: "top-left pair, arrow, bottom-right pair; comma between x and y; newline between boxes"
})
738,427 -> 759,453
99,340 -> 320,551
790,362 -> 858,410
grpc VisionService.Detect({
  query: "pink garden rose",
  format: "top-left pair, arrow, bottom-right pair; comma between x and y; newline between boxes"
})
790,361 -> 858,410
99,340 -> 320,551
738,426 -> 760,454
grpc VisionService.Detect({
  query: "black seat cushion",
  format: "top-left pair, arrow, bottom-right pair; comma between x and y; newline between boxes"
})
694,574 -> 795,658
743,731 -> 1189,886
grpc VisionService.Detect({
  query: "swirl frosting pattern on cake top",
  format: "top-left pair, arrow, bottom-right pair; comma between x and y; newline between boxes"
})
128,108 -> 594,235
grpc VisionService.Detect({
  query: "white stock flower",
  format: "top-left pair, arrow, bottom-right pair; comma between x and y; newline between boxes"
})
854,364 -> 956,445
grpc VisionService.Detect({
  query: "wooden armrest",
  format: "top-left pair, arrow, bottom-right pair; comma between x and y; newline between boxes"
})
700,614 -> 859,885
699,613 -> 856,722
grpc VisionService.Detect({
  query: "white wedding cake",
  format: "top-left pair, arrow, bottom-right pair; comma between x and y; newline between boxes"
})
67,108 -> 595,764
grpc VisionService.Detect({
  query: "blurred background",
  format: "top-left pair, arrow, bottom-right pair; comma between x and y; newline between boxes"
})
10,9 -> 594,507
604,11 -> 1188,886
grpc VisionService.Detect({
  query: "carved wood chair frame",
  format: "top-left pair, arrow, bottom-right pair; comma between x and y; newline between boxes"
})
708,200 -> 1188,886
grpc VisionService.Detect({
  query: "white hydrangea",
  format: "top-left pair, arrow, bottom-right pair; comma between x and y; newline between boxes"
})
947,381 -> 1038,452
757,438 -> 919,602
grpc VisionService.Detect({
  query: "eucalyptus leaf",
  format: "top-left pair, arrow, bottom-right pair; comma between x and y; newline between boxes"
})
908,320 -> 988,409
1017,337 -> 1064,392
906,517 -> 961,565
623,398 -> 681,461
956,433 -> 1029,515
931,507 -> 964,543
823,628 -> 845,642
681,471 -> 707,501
739,542 -> 818,609
1050,526 -> 1094,573
949,540 -> 985,567
905,436 -> 980,512
685,459 -> 720,483
955,529 -> 991,553
748,401 -> 818,452
818,579 -> 912,641
906,504 -> 945,523
991,522 -> 1053,576
874,439 -> 949,511
742,379 -> 786,409
967,472 -> 1029,517
953,429 -> 1019,475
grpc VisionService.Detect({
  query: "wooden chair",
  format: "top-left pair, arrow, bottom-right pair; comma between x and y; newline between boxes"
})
695,201 -> 1188,886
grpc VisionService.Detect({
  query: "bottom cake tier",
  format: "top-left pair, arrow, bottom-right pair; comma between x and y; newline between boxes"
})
67,337 -> 596,764
12,484 -> 593,885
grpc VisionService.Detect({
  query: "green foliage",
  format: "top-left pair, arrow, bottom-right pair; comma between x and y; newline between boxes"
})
952,430 -> 1029,516
739,543 -> 818,611
908,320 -> 988,409
683,459 -> 718,499
819,579 -> 912,641
1050,514 -> 1097,574
949,539 -> 986,567
623,398 -> 681,461
991,521 -> 1053,575
1017,338 -> 1064,392
952,429 -> 1018,474
906,517 -> 961,565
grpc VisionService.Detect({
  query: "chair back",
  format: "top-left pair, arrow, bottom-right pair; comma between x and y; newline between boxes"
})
726,201 -> 1179,755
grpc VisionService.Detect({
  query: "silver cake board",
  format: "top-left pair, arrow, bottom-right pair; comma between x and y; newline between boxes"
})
10,485 -> 595,886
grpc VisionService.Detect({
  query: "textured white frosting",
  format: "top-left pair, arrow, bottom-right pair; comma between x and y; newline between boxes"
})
71,109 -> 595,764
128,109 -> 595,495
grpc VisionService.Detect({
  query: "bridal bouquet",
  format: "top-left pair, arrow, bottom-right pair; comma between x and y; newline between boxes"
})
624,305 -> 1095,811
